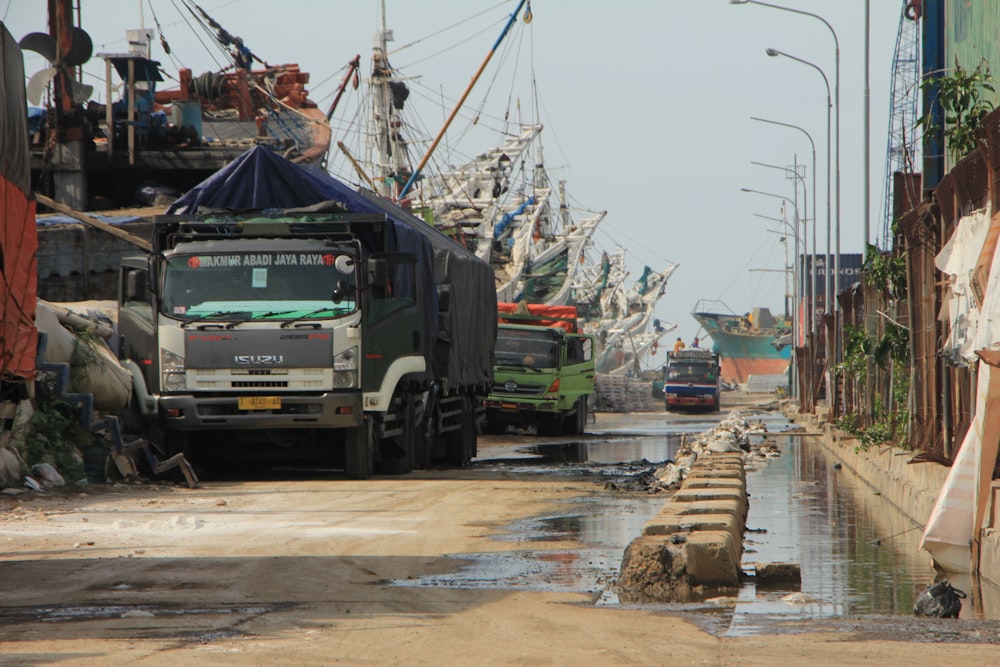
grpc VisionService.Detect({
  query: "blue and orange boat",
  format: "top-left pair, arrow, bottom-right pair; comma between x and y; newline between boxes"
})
691,302 -> 791,384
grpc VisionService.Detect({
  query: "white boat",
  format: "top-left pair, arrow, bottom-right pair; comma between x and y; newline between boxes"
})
335,5 -> 676,376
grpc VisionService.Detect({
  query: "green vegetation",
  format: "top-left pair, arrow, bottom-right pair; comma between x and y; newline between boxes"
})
835,247 -> 910,450
918,57 -> 996,163
22,388 -> 89,484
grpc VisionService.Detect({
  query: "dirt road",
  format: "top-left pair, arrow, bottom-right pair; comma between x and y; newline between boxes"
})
2,408 -> 999,665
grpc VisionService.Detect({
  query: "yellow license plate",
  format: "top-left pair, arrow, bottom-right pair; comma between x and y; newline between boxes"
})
238,396 -> 281,410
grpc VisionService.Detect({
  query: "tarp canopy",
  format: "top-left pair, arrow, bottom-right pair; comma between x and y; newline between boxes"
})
1,23 -> 38,380
497,302 -> 579,333
168,146 -> 495,387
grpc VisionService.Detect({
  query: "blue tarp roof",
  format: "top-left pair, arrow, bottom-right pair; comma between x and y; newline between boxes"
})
167,146 -> 364,214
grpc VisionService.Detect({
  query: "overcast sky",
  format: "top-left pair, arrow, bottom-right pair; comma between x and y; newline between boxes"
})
4,0 -> 908,361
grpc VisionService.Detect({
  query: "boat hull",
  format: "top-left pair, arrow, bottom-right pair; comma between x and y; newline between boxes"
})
692,311 -> 790,384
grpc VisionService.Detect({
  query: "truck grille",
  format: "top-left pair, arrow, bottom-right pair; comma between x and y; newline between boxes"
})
231,380 -> 289,388
494,382 -> 547,397
189,367 -> 331,391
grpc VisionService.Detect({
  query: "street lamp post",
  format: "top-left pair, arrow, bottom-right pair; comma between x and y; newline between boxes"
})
741,187 -> 801,396
751,158 -> 810,334
764,48 -> 833,319
754,212 -> 798,326
730,0 -> 840,321
750,117 -> 818,335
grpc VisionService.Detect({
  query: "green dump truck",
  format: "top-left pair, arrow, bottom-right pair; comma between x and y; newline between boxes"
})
484,304 -> 595,436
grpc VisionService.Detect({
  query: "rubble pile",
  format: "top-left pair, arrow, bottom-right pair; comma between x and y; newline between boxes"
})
1,301 -> 197,496
654,411 -> 777,491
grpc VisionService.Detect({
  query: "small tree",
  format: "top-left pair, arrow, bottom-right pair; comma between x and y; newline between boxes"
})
918,57 -> 996,163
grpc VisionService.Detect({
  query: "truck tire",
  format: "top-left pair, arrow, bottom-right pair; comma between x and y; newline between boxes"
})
379,395 -> 415,475
344,421 -> 374,479
446,395 -> 476,466
566,396 -> 587,435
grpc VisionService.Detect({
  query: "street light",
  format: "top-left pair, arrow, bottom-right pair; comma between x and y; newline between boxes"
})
730,0 -> 840,322
742,187 -> 800,397
764,48 -> 833,318
751,159 -> 811,333
754,212 -> 798,326
740,188 -> 800,352
751,117 -> 818,334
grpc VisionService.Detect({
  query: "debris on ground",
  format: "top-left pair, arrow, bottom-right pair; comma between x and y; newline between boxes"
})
914,580 -> 966,618
652,411 -> 778,491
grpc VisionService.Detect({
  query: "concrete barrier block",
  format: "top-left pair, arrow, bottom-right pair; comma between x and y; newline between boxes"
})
683,478 -> 744,490
617,535 -> 685,601
683,530 -> 741,587
642,512 -> 741,544
672,487 -> 748,515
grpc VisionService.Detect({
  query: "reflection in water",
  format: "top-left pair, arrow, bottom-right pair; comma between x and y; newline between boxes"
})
530,434 -> 683,465
404,421 -> 1000,628
731,435 -> 941,633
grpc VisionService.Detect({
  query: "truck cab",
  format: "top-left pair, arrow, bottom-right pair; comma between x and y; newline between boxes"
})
663,348 -> 722,412
485,322 -> 595,436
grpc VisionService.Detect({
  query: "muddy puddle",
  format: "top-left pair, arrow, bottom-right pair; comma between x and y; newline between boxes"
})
400,413 -> 1000,634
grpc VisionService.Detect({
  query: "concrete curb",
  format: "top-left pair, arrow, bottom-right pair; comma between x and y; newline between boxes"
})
617,451 -> 747,602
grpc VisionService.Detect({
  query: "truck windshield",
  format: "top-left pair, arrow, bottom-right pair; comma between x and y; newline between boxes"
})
495,328 -> 560,369
666,363 -> 716,383
162,250 -> 358,321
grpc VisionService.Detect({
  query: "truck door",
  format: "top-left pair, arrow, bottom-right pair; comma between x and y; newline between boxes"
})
362,253 -> 424,393
118,258 -> 158,391
561,334 -> 596,403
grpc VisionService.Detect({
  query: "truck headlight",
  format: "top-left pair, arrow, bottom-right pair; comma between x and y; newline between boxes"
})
333,346 -> 357,388
161,349 -> 186,391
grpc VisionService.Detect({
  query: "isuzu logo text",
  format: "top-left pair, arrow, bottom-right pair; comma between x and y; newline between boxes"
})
234,355 -> 285,365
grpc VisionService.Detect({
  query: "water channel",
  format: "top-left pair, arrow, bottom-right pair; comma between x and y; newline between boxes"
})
396,410 -> 1000,633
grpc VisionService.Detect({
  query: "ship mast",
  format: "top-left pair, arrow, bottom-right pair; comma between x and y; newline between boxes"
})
371,0 -> 411,199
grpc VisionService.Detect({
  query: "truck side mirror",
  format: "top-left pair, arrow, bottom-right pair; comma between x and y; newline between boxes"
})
331,279 -> 356,304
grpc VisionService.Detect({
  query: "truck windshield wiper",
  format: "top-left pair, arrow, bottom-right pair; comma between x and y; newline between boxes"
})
225,310 -> 298,329
183,310 -> 252,328
280,307 -> 338,328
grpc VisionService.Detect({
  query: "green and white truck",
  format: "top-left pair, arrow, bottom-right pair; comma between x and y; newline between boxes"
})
484,304 -> 595,436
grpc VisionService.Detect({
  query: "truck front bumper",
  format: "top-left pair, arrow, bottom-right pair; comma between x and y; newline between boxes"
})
665,396 -> 716,408
485,398 -> 559,414
158,392 -> 363,430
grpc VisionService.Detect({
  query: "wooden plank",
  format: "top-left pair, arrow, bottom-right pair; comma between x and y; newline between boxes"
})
34,194 -> 152,252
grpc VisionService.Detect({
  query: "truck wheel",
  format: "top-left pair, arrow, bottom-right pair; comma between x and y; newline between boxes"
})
566,397 -> 587,435
344,420 -> 374,479
446,396 -> 476,466
410,405 -> 431,471
379,395 -> 415,475
164,431 -> 190,458
118,390 -> 146,436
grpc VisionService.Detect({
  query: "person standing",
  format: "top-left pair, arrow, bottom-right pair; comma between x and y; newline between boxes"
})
692,337 -> 699,348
